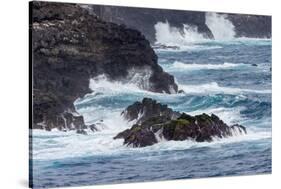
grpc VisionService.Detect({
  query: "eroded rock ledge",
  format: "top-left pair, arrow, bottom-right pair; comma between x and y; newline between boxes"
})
31,2 -> 178,131
114,98 -> 247,147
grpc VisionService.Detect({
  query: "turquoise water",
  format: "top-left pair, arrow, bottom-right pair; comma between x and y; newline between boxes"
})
31,39 -> 272,188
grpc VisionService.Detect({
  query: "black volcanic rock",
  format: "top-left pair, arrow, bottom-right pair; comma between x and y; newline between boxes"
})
31,2 -> 178,131
117,124 -> 158,147
115,99 -> 247,147
88,5 -> 214,43
85,5 -> 271,43
227,14 -> 271,38
121,98 -> 180,124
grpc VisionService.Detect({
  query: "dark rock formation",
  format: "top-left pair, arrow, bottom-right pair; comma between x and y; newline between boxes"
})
114,124 -> 158,147
87,5 -> 214,43
227,14 -> 271,38
31,2 -> 178,131
121,97 -> 180,124
115,98 -> 247,147
84,5 -> 271,43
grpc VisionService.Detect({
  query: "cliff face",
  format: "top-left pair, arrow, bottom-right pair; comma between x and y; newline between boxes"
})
227,14 -> 271,38
31,2 -> 178,131
87,5 -> 271,43
88,5 -> 214,43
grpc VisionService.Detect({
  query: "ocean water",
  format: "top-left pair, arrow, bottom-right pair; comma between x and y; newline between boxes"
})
30,13 -> 272,188
30,37 -> 272,188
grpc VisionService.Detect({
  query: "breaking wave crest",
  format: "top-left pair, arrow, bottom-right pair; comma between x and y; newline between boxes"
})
205,12 -> 236,40
154,12 -> 237,49
154,21 -> 207,46
167,61 -> 248,71
179,82 -> 271,95
153,13 -> 270,52
32,126 -> 270,160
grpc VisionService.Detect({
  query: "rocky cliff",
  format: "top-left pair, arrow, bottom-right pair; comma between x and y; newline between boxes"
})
30,2 -> 178,131
227,14 -> 271,38
87,5 -> 214,43
86,5 -> 271,43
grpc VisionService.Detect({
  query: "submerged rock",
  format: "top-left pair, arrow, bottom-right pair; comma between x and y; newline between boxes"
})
115,98 -> 247,147
31,2 -> 178,131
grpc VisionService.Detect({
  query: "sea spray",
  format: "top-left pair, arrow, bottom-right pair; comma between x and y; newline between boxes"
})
154,21 -> 207,46
178,82 -> 271,95
168,61 -> 248,71
205,12 -> 236,40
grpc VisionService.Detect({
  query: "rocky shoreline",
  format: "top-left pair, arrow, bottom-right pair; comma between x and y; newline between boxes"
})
31,2 -> 248,144
31,2 -> 178,131
87,5 -> 271,43
114,98 -> 247,147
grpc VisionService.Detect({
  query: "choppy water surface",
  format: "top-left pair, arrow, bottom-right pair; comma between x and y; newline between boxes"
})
31,38 -> 272,188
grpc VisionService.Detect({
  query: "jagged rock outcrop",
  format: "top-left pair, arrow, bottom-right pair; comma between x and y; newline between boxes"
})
121,98 -> 180,124
115,98 -> 247,147
31,2 -> 178,131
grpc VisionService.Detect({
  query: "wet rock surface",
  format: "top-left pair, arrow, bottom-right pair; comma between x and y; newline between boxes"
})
31,2 -> 178,131
115,98 -> 247,147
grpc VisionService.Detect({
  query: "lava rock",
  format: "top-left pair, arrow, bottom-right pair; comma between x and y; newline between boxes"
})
115,124 -> 157,147
31,2 -> 178,131
115,99 -> 247,147
121,98 -> 180,124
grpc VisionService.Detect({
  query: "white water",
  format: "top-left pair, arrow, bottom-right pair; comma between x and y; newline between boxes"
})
32,124 -> 270,160
205,12 -> 236,40
34,76 -> 271,161
179,82 -> 271,95
154,13 -> 237,48
154,21 -> 207,46
186,106 -> 246,125
89,74 -> 146,95
169,61 -> 248,71
89,67 -> 153,94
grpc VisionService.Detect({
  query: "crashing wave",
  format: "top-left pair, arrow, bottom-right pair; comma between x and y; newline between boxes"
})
205,12 -> 236,40
178,82 -> 271,95
168,61 -> 247,71
154,21 -> 208,46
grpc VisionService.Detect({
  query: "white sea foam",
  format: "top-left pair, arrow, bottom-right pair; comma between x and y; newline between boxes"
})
186,106 -> 245,125
74,74 -> 182,109
32,98 -> 271,160
89,74 -> 145,95
32,102 -> 271,160
153,15 -> 270,52
89,67 -> 153,95
169,61 -> 247,71
154,21 -> 207,46
179,82 -> 271,95
153,15 -> 236,50
32,126 -> 270,160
